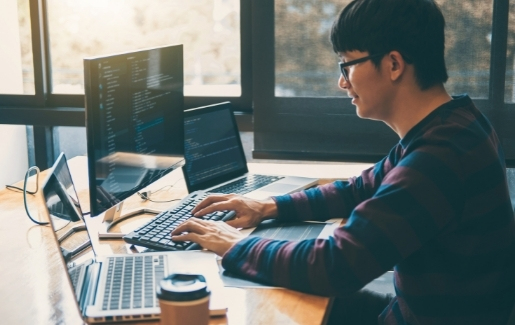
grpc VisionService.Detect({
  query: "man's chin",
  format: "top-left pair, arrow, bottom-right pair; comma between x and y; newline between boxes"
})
355,106 -> 367,118
356,108 -> 377,120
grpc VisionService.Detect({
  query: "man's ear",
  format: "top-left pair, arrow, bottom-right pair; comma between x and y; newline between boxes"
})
387,51 -> 406,82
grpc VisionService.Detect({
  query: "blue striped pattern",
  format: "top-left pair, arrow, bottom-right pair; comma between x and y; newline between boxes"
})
222,95 -> 515,324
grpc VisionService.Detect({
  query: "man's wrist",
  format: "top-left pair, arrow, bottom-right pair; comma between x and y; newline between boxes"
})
260,197 -> 278,221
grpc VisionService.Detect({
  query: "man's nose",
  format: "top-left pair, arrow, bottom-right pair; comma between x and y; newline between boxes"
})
338,74 -> 350,90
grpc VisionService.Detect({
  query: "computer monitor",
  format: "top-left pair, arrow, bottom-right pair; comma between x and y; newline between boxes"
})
84,44 -> 185,239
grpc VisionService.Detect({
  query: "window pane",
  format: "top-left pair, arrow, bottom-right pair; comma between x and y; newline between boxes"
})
275,1 -> 348,97
506,1 -> 515,103
47,0 -> 240,97
275,0 -> 492,99
438,0 -> 492,99
0,0 -> 35,94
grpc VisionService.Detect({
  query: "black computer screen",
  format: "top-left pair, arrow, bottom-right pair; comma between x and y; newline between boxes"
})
182,102 -> 247,192
43,153 -> 83,223
84,45 -> 185,217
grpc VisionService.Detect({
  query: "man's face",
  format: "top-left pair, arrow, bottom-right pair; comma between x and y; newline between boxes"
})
338,51 -> 393,121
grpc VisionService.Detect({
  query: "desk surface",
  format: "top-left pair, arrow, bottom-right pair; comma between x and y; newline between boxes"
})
0,156 -> 370,324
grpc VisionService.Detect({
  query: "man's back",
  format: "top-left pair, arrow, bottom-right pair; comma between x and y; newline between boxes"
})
376,95 -> 515,324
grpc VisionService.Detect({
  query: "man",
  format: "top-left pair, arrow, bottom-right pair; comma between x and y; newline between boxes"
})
172,0 -> 515,324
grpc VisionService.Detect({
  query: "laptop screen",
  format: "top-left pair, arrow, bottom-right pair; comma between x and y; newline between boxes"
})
43,153 -> 92,263
182,102 -> 248,192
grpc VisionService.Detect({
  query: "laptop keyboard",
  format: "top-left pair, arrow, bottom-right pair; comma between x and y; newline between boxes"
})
208,174 -> 284,195
69,263 -> 86,292
102,255 -> 166,310
123,191 -> 235,251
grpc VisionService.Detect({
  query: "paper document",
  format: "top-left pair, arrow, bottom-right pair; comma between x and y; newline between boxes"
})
249,220 -> 329,241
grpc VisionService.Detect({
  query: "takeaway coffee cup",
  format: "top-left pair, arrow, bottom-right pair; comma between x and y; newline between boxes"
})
156,273 -> 211,325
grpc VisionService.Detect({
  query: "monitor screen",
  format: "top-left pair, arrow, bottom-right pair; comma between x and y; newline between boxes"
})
84,44 -> 185,217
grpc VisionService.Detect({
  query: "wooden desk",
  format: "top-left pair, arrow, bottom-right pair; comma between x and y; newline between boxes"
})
0,156 -> 370,324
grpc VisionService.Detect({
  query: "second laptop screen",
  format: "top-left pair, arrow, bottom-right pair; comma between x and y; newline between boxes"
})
184,106 -> 246,187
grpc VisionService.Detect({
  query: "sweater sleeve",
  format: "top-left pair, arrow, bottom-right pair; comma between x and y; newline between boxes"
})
222,144 -> 462,297
272,161 -> 385,223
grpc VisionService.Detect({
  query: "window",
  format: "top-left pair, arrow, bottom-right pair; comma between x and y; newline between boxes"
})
254,0 -> 515,165
439,0 -> 492,99
274,0 -> 493,99
0,0 -> 34,95
0,0 -> 250,169
46,0 -> 241,97
1,0 -> 515,168
275,1 -> 348,98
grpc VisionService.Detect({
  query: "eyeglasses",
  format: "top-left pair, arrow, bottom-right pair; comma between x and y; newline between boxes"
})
339,53 -> 385,81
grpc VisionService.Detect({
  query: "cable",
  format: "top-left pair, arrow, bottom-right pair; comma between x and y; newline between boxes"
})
8,166 -> 75,228
137,179 -> 183,203
22,166 -> 49,225
5,169 -> 39,194
137,191 -> 180,203
8,167 -> 90,230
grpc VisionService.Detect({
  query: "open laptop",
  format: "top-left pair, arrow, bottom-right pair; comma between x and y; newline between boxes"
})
183,102 -> 318,200
42,153 -> 227,323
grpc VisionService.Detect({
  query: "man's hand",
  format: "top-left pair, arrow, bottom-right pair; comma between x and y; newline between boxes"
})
171,218 -> 244,256
191,194 -> 278,229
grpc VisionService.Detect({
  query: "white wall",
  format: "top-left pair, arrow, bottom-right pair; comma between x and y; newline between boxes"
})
0,0 -> 24,93
0,126 -> 29,186
0,1 -> 29,186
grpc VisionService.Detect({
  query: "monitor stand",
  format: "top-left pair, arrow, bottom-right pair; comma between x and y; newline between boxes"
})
97,201 -> 161,239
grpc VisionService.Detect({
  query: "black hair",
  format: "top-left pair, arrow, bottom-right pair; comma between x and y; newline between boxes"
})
330,0 -> 448,90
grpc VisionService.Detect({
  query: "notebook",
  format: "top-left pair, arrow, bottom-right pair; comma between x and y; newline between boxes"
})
182,102 -> 318,200
42,153 -> 227,323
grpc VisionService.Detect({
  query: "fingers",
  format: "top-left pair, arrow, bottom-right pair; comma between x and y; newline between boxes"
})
171,231 -> 201,243
194,201 -> 237,218
193,194 -> 240,217
191,194 -> 231,215
171,218 -> 209,236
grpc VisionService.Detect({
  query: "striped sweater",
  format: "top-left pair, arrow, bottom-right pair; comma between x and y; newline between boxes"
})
222,95 -> 515,324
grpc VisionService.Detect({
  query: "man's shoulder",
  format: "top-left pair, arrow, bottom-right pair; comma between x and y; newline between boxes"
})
418,95 -> 491,147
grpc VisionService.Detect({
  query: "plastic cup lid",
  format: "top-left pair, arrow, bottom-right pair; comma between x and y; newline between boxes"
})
156,273 -> 210,301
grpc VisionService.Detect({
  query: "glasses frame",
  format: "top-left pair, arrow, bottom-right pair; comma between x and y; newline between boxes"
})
339,53 -> 385,81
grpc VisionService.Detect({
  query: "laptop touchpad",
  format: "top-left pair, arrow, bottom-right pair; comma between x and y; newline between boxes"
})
260,183 -> 298,193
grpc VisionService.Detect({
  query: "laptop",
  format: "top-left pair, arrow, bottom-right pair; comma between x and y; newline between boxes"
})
42,153 -> 227,323
183,102 -> 318,200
